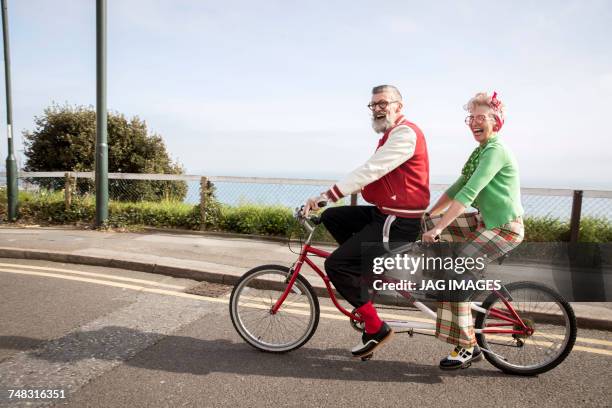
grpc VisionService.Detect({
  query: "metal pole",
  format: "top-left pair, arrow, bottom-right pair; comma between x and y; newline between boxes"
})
569,190 -> 583,243
1,0 -> 17,221
95,0 -> 108,226
200,176 -> 208,230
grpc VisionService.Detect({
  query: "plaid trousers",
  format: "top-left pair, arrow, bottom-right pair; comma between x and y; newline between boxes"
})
423,212 -> 524,347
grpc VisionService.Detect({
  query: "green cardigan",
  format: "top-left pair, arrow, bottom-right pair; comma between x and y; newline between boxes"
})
445,135 -> 524,229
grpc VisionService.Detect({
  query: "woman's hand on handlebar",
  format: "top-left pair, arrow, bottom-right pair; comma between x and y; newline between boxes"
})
422,226 -> 442,243
303,194 -> 327,217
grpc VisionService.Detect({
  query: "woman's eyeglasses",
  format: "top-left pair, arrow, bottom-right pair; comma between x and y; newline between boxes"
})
465,114 -> 491,125
367,100 -> 399,111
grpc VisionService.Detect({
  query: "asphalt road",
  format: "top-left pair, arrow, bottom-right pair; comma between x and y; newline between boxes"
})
0,258 -> 611,408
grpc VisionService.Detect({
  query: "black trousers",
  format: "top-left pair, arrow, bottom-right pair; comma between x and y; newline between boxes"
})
321,205 -> 421,308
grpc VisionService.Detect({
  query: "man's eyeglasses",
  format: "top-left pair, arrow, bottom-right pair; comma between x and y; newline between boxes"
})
367,100 -> 399,111
465,114 -> 492,125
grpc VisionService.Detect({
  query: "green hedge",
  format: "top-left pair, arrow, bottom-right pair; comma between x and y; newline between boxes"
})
211,204 -> 331,241
1,187 -> 610,242
0,188 -> 212,230
522,216 -> 612,243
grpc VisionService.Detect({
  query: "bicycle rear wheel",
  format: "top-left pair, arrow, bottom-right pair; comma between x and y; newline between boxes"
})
229,265 -> 320,353
475,281 -> 577,375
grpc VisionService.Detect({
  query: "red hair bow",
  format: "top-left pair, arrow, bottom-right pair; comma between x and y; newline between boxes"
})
490,91 -> 501,111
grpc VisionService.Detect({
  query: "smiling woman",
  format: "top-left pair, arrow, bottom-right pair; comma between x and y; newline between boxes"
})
421,91 -> 526,370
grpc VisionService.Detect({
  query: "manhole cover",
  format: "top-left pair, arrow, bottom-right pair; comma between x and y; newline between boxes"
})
185,281 -> 232,298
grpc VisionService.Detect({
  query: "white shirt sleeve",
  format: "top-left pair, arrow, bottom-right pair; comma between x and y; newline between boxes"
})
333,125 -> 417,197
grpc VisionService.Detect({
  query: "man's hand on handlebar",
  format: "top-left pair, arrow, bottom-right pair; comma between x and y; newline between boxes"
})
303,194 -> 328,217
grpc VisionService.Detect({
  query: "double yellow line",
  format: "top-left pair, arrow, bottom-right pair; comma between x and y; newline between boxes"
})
1,262 -> 611,357
0,262 -> 218,302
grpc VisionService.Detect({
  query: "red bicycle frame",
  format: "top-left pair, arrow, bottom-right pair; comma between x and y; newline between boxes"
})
271,241 -> 532,336
271,243 -> 362,321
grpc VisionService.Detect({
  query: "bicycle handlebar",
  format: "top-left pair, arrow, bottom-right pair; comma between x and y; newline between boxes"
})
294,205 -> 323,231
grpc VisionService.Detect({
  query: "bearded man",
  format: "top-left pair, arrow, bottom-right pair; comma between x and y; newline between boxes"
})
303,84 -> 430,357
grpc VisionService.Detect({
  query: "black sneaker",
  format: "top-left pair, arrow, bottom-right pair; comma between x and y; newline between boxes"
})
351,322 -> 394,357
439,345 -> 483,369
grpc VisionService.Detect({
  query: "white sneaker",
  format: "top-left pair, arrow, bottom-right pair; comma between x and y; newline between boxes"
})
439,345 -> 483,369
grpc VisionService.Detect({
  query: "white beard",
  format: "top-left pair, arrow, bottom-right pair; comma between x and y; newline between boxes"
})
371,116 -> 393,133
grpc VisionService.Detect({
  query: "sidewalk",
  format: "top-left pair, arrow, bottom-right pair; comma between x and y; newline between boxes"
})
1,226 -> 611,330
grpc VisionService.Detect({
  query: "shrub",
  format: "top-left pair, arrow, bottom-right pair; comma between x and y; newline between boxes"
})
578,217 -> 612,243
22,104 -> 187,201
218,205 -> 294,235
523,216 -> 570,242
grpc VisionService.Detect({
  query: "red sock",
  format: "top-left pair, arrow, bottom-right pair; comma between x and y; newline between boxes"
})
355,301 -> 383,334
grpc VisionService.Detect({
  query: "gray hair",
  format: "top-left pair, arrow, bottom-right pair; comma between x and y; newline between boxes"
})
372,85 -> 402,101
464,91 -> 505,129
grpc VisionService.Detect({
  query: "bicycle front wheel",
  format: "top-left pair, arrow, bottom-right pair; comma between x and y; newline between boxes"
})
229,265 -> 320,353
475,281 -> 577,376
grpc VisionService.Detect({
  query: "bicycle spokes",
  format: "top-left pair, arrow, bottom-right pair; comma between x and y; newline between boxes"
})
476,282 -> 576,374
230,267 -> 320,352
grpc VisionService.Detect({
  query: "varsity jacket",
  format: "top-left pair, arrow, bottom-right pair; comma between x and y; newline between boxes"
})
324,115 -> 430,218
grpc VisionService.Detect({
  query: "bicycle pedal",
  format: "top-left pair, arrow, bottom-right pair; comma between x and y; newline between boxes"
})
360,353 -> 374,361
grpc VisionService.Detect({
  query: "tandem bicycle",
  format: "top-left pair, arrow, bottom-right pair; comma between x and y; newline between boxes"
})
229,206 -> 577,376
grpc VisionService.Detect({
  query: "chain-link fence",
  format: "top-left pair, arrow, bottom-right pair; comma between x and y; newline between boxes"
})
581,192 -> 612,221
2,171 -> 611,229
2,172 -> 201,204
205,178 -> 612,221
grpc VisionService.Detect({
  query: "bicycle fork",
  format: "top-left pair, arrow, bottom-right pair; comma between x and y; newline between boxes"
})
271,261 -> 304,314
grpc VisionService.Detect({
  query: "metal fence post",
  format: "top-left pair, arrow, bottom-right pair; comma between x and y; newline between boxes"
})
350,193 -> 357,206
200,176 -> 208,230
570,190 -> 583,243
64,172 -> 73,210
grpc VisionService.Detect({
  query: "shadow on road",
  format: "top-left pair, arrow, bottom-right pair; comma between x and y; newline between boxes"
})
0,326 -> 506,384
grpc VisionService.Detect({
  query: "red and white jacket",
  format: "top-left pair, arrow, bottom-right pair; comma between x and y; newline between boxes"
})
325,115 -> 430,218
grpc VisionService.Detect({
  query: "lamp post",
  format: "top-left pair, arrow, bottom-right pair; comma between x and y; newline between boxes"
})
95,0 -> 108,226
1,0 -> 18,221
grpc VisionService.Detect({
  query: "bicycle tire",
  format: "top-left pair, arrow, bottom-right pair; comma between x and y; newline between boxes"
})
229,264 -> 320,353
475,281 -> 577,376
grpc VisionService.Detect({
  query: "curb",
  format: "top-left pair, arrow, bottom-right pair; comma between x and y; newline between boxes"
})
141,227 -> 294,244
0,246 -> 235,285
140,227 -> 340,248
0,246 -> 610,331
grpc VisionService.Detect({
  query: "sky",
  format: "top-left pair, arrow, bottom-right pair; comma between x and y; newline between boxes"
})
0,0 -> 611,189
